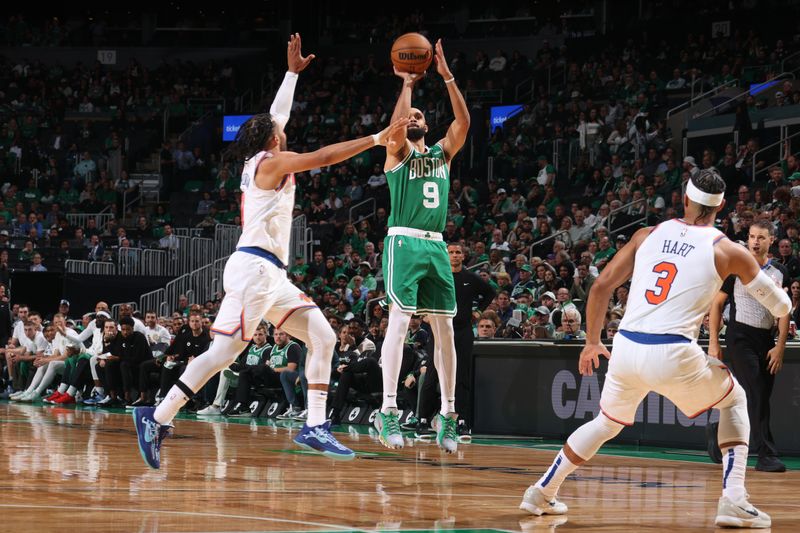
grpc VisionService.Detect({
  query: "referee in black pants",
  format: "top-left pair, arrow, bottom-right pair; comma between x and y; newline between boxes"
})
415,242 -> 495,433
708,220 -> 789,472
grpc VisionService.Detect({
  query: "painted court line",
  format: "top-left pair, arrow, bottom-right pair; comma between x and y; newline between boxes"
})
0,504 -> 369,532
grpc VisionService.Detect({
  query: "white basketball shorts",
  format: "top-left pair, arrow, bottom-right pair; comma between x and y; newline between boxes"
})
210,251 -> 317,341
599,331 -> 735,425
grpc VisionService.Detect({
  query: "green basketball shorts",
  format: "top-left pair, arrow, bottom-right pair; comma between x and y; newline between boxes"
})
383,229 -> 456,317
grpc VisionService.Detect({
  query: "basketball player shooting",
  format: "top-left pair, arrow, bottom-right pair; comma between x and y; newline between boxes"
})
375,39 -> 469,454
133,34 -> 408,468
520,169 -> 789,529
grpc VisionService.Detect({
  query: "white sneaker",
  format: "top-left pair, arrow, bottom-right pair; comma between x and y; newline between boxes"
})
292,409 -> 307,421
197,404 -> 222,415
715,496 -> 771,528
19,391 -> 38,402
97,395 -> 112,405
9,391 -> 26,401
519,486 -> 568,516
277,406 -> 301,420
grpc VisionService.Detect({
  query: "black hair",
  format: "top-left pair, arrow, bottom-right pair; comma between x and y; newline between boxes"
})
224,113 -> 276,161
119,316 -> 134,327
691,169 -> 726,224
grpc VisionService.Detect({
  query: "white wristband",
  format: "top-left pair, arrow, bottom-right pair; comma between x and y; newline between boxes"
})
371,133 -> 380,146
444,77 -> 455,84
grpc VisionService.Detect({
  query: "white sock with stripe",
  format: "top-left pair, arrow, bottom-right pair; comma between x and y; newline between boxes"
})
534,451 -> 579,500
721,445 -> 748,502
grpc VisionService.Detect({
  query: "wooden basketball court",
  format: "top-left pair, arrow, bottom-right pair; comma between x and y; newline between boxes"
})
2,402 -> 797,532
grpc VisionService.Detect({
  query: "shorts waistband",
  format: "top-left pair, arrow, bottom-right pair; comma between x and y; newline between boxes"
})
618,329 -> 691,345
388,227 -> 443,241
236,246 -> 285,269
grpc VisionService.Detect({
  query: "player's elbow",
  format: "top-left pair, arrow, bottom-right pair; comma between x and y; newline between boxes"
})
774,296 -> 792,318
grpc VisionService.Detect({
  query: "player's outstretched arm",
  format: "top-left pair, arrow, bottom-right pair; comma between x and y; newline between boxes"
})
270,33 -> 315,129
257,118 -> 409,188
434,39 -> 470,160
579,227 -> 651,376
715,238 -> 791,318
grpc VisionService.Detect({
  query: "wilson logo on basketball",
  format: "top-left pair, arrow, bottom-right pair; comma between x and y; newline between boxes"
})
399,52 -> 430,60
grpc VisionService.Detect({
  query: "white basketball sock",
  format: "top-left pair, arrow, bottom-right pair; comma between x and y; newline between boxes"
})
429,315 -> 457,415
306,390 -> 328,426
380,306 -> 411,412
534,451 -> 579,500
57,383 -> 68,394
721,445 -> 748,502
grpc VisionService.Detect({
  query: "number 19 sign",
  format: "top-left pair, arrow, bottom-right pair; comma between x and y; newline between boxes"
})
97,50 -> 117,65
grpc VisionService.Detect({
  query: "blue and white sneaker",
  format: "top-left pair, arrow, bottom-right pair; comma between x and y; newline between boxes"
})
293,420 -> 355,461
132,407 -> 172,469
83,390 -> 104,405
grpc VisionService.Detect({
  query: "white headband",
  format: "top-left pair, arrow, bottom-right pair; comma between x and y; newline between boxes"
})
686,180 -> 723,207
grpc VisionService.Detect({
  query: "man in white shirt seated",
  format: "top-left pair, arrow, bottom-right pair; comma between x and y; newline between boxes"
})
6,320 -> 47,392
143,310 -> 172,357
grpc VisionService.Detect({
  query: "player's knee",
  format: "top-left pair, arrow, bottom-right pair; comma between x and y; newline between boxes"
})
717,379 -> 746,410
210,335 -> 248,364
566,413 -> 624,460
597,413 -> 625,439
315,326 -> 336,354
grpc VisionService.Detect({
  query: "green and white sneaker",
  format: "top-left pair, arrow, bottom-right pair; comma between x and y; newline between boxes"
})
374,409 -> 404,449
432,413 -> 458,454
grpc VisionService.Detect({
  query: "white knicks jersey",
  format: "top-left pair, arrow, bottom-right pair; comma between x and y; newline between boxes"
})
237,150 -> 296,266
620,219 -> 725,340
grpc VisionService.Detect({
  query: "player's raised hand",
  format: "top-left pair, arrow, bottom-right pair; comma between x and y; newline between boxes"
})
287,33 -> 315,74
393,66 -> 424,85
433,38 -> 453,79
579,341 -> 610,376
374,118 -> 410,148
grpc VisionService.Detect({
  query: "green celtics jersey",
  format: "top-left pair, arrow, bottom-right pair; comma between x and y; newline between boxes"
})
245,343 -> 271,366
269,340 -> 297,369
386,142 -> 449,232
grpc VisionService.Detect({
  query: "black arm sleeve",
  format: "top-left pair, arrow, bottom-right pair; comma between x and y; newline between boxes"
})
721,275 -> 736,295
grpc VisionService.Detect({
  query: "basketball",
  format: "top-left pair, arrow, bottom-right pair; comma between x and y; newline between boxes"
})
391,32 -> 433,74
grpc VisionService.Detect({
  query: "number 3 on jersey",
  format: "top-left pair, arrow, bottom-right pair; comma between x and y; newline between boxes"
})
645,261 -> 678,305
422,182 -> 439,208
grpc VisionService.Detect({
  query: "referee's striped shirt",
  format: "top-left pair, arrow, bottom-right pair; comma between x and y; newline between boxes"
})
722,260 -> 789,330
